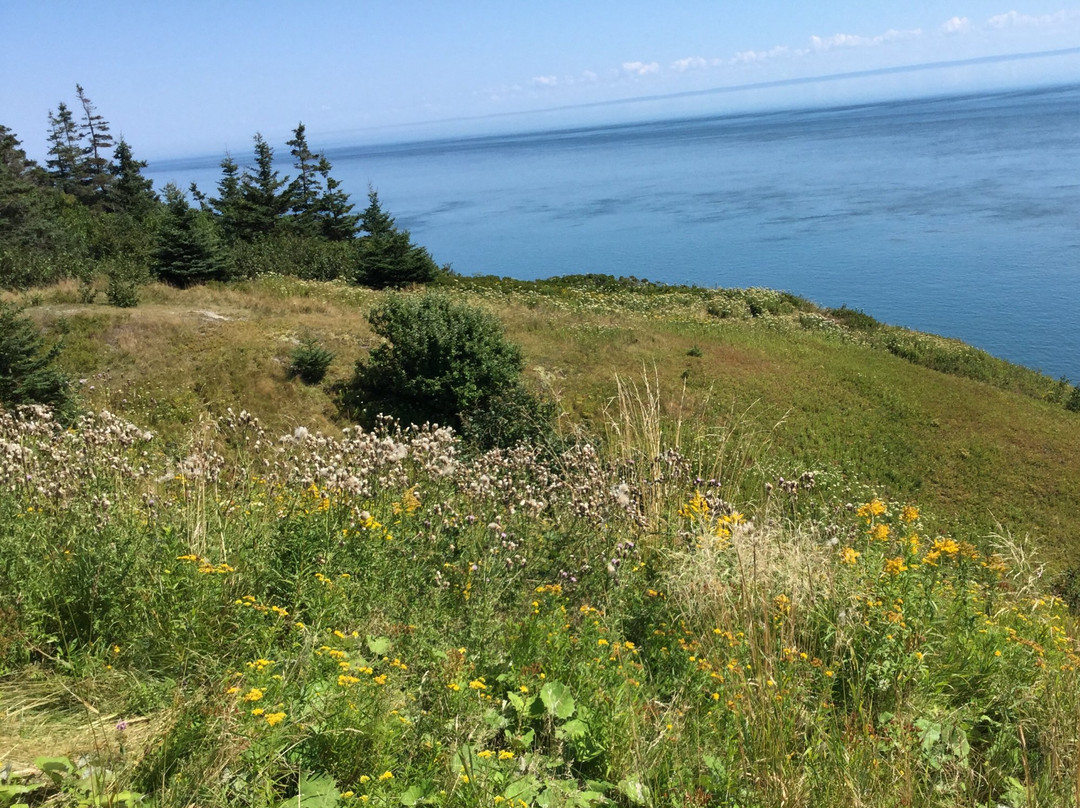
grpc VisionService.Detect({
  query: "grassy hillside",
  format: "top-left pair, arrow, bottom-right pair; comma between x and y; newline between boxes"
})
2,275 -> 1079,808
10,274 -> 1080,565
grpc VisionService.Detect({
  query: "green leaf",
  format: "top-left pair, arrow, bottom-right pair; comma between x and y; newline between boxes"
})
399,780 -> 434,806
616,776 -> 651,805
366,636 -> 391,656
277,771 -> 340,808
555,718 -> 588,741
540,681 -> 575,720
32,756 -> 74,787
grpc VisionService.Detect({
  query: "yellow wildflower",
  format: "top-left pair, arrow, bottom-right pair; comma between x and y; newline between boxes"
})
840,547 -> 861,565
265,712 -> 286,726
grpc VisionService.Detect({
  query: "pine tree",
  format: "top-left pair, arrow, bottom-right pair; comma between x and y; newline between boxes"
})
355,189 -> 438,288
286,122 -> 323,235
315,156 -> 359,240
0,125 -> 42,241
107,138 -> 156,217
209,154 -> 245,241
234,133 -> 292,240
45,103 -> 81,195
0,302 -> 75,419
152,184 -> 227,286
75,84 -> 114,200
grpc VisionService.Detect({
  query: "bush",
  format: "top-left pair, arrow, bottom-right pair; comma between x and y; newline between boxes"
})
289,335 -> 335,385
342,292 -> 551,447
0,303 -> 76,419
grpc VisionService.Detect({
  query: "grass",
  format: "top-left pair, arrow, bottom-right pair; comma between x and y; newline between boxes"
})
0,402 -> 1077,807
2,273 -> 1079,806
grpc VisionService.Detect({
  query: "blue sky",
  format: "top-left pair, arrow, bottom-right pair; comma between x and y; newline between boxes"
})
3,1 -> 1078,160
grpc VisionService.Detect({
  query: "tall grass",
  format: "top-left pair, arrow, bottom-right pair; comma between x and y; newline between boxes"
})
0,398 -> 1078,807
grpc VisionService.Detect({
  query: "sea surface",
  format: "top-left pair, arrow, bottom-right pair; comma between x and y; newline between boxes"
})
148,84 -> 1080,382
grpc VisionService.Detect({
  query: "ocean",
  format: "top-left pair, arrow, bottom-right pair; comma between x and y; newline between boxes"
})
147,84 -> 1080,382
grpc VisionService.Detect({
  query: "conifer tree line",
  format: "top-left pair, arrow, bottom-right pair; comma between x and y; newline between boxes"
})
0,85 -> 442,297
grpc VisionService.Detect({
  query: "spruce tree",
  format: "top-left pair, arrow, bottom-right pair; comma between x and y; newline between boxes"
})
152,184 -> 227,286
75,84 -> 114,200
209,154 -> 244,241
356,189 -> 438,288
0,302 -> 75,419
234,133 -> 292,240
315,156 -> 359,240
107,138 -> 156,217
286,122 -> 323,235
45,103 -> 81,195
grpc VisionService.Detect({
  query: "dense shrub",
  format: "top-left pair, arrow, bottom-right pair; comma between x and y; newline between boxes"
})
342,291 -> 551,447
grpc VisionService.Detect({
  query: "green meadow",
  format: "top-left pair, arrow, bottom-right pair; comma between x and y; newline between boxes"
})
2,273 -> 1080,807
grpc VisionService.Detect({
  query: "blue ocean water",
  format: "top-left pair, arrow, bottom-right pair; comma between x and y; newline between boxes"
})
147,84 -> 1080,381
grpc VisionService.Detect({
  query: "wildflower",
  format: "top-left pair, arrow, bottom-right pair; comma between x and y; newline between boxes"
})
477,750 -> 495,759
373,674 -> 388,685
469,679 -> 487,690
226,686 -> 240,695
840,547 -> 861,565
856,499 -> 887,520
678,491 -> 709,518
116,719 -> 128,732
498,750 -> 514,760
251,708 -> 265,716
884,557 -> 909,575
243,688 -> 264,702
359,776 -> 371,784
265,712 -> 286,726
379,771 -> 394,781
870,523 -> 890,541
933,537 -> 960,556
901,505 -> 919,523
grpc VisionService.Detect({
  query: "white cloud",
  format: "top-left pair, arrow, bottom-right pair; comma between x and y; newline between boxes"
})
621,60 -> 660,77
987,9 -> 1071,28
531,75 -> 558,87
940,16 -> 971,34
809,27 -> 922,51
580,70 -> 598,83
731,45 -> 791,64
671,56 -> 719,72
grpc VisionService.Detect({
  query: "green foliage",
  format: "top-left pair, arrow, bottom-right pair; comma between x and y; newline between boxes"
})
828,304 -> 881,331
1067,385 -> 1080,413
105,256 -> 146,308
344,292 -> 550,446
152,184 -> 227,287
0,303 -> 75,418
289,335 -> 335,384
355,190 -> 439,288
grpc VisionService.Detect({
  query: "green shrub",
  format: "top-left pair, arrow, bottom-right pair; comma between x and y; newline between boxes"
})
1067,386 -> 1080,413
288,335 -> 335,385
828,305 -> 881,331
342,291 -> 551,446
0,303 -> 76,420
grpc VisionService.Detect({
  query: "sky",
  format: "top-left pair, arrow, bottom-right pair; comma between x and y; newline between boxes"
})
3,1 -> 1079,161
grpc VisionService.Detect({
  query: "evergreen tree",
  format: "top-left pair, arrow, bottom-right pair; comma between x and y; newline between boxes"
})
355,189 -> 438,288
209,154 -> 245,241
234,133 -> 292,240
0,126 -> 42,242
107,138 -> 156,216
286,122 -> 323,235
315,156 -> 359,240
152,184 -> 226,286
75,84 -> 114,200
45,102 -> 81,195
0,302 -> 75,420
